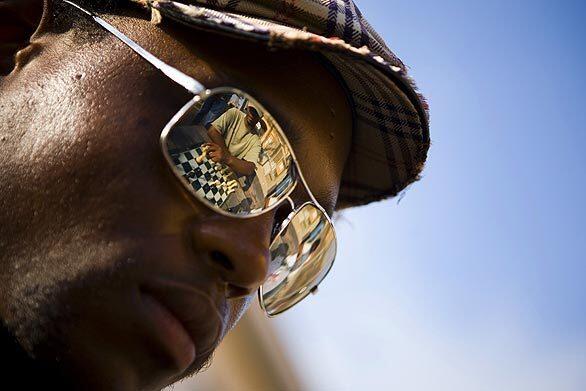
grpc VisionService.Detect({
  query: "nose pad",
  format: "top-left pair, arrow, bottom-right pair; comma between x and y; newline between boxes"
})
190,214 -> 274,298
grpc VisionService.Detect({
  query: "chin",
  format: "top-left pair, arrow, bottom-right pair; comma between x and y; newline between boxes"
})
27,285 -> 221,391
3,235 -> 236,390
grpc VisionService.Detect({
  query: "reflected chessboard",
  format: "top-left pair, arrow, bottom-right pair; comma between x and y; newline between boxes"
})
169,145 -> 230,207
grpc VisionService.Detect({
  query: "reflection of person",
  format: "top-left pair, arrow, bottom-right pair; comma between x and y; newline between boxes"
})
0,0 -> 428,389
205,106 -> 262,176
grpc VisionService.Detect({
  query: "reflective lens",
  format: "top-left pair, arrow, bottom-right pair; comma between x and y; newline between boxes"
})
162,88 -> 337,315
162,88 -> 297,216
261,203 -> 337,316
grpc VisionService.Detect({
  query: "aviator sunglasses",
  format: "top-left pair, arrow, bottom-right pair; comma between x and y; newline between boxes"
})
63,0 -> 337,316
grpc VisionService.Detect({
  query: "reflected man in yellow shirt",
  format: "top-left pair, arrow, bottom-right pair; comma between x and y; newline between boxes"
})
205,105 -> 263,177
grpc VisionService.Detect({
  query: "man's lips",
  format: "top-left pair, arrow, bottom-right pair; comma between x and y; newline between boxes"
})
140,280 -> 225,373
141,292 -> 197,372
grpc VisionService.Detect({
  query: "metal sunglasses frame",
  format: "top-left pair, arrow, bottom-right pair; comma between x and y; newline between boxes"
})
62,0 -> 338,316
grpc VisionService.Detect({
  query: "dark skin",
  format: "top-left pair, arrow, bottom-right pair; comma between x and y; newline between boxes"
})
0,1 -> 352,390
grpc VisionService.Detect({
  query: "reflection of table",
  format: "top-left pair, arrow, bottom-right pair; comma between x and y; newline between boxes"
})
222,183 -> 247,210
222,174 -> 264,213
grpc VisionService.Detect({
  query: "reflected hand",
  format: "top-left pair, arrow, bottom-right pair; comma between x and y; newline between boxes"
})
204,143 -> 232,165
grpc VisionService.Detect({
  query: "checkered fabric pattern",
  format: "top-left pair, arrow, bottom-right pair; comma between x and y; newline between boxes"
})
131,0 -> 430,209
170,145 -> 230,207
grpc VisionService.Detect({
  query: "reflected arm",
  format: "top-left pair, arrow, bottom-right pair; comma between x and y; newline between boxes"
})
207,127 -> 256,176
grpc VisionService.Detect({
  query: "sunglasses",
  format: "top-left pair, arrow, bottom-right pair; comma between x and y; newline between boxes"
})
63,0 -> 337,316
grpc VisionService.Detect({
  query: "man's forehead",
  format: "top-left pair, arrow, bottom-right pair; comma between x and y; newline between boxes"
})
71,7 -> 353,212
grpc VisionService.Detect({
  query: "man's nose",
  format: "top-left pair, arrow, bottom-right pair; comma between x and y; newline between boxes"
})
190,214 -> 272,298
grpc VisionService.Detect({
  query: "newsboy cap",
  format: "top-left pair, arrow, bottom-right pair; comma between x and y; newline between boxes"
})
130,0 -> 430,209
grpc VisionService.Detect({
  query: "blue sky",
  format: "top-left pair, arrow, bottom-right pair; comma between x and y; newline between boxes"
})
275,1 -> 586,389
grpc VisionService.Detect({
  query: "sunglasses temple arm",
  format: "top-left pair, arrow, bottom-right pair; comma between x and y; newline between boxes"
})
293,162 -> 325,212
62,0 -> 207,95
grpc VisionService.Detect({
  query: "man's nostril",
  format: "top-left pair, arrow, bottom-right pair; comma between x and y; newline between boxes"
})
209,250 -> 234,271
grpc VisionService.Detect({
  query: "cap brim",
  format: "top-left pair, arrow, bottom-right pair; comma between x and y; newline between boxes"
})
146,0 -> 430,209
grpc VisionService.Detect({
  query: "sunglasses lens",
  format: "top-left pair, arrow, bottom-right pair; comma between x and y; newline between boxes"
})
162,89 -> 297,216
261,204 -> 336,316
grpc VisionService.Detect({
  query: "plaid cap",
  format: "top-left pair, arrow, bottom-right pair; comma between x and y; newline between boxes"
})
131,0 -> 430,209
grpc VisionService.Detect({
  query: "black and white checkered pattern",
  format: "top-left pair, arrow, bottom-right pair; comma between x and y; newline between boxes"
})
132,0 -> 430,209
170,145 -> 230,207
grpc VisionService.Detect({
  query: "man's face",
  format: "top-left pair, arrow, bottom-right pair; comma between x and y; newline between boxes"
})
245,107 -> 260,130
0,8 -> 352,390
